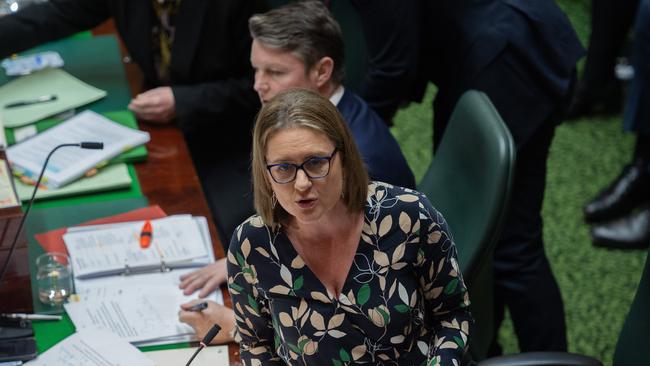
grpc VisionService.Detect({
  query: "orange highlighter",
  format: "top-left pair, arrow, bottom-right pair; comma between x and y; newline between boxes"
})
140,220 -> 153,248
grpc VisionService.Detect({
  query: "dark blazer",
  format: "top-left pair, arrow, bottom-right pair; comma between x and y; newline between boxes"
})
351,0 -> 584,145
0,0 -> 263,148
337,89 -> 415,189
425,0 -> 584,146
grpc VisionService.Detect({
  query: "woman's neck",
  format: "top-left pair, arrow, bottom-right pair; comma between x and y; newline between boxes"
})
287,201 -> 361,244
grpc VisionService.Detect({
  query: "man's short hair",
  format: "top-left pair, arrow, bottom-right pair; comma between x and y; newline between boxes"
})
249,0 -> 345,84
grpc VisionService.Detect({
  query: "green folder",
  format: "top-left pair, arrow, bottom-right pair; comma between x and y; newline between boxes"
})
15,163 -> 132,202
29,164 -> 142,210
0,36 -> 132,114
0,69 -> 107,128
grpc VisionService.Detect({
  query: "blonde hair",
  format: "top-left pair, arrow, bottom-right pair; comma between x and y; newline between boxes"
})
252,89 -> 368,226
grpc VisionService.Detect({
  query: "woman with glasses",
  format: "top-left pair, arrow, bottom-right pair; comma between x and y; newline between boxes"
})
228,89 -> 471,365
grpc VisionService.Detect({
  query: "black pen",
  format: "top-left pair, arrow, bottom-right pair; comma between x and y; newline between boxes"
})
186,301 -> 208,312
4,94 -> 58,109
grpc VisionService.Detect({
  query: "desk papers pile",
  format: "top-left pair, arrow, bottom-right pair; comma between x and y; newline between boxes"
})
6,110 -> 149,189
61,215 -> 222,346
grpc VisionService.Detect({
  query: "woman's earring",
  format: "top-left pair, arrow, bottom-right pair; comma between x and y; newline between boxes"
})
272,192 -> 277,209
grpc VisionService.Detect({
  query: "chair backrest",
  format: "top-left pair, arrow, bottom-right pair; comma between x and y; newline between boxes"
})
417,90 -> 515,360
613,241 -> 650,365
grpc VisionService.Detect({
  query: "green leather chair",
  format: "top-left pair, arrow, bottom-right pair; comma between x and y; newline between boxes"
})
417,90 -> 516,361
479,239 -> 650,366
612,242 -> 650,365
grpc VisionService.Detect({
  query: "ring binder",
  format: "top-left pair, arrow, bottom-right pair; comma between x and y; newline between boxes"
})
64,215 -> 213,279
120,260 -> 170,277
160,260 -> 169,273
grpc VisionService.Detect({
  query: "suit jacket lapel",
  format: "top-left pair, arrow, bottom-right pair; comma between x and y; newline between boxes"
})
170,0 -> 207,81
118,1 -> 157,82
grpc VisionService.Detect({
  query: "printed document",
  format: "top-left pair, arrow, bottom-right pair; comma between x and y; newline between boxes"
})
26,329 -> 154,366
63,215 -> 208,278
61,216 -> 222,346
65,269 -> 223,346
6,110 -> 149,188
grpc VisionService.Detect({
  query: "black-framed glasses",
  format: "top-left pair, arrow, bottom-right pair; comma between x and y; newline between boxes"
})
266,149 -> 337,184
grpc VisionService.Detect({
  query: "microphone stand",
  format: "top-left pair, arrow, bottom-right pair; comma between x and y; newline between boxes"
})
186,324 -> 221,366
0,142 -> 103,286
0,142 -> 101,362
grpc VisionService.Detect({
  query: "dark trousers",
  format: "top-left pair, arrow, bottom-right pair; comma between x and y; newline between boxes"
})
491,120 -> 567,353
583,0 -> 639,89
433,48 -> 570,353
624,0 -> 650,136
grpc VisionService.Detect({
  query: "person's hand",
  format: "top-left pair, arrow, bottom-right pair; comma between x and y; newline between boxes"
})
179,258 -> 227,298
178,299 -> 235,344
128,86 -> 176,123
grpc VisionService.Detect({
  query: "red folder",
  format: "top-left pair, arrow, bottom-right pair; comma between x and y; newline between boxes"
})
34,205 -> 167,254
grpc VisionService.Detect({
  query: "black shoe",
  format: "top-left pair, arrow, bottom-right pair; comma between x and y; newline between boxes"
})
584,159 -> 650,223
566,80 -> 623,120
592,209 -> 650,249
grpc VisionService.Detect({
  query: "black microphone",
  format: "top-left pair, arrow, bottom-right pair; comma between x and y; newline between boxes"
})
0,142 -> 104,285
80,142 -> 104,150
185,324 -> 221,366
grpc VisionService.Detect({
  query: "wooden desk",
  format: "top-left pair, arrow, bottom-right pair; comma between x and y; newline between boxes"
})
0,22 -> 241,365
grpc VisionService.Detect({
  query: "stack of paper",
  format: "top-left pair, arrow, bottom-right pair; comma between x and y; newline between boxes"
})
63,215 -> 211,279
6,110 -> 149,188
61,215 -> 222,346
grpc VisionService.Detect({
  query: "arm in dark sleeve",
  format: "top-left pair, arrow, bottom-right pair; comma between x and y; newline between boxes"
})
350,0 -> 421,122
172,0 -> 262,131
415,193 -> 472,365
172,77 -> 260,129
0,0 -> 110,58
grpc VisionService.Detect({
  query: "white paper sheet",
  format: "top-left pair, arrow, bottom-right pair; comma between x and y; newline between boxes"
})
145,346 -> 229,366
64,215 -> 208,279
64,288 -> 194,344
25,330 -> 154,366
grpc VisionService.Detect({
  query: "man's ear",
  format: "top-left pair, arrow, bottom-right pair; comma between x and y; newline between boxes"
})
312,57 -> 334,88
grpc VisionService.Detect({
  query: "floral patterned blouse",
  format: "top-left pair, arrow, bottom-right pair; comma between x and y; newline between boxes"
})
227,182 -> 472,366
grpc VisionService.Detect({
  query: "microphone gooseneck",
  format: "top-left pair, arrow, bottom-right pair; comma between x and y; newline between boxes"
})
185,324 -> 221,366
0,142 -> 104,285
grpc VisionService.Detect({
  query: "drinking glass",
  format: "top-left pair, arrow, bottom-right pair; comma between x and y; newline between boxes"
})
36,252 -> 72,306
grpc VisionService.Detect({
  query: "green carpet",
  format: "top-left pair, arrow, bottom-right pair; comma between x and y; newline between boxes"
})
389,1 -> 647,364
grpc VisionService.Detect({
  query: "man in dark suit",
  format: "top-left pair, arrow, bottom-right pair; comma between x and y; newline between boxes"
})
0,0 -> 266,245
345,0 -> 584,354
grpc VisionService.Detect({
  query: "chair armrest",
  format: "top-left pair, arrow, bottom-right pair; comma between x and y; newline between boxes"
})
478,352 -> 603,366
